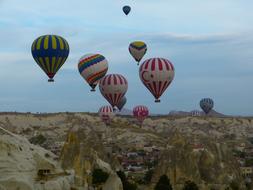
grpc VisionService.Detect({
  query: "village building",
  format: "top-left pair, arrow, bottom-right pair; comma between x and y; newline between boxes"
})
240,167 -> 253,177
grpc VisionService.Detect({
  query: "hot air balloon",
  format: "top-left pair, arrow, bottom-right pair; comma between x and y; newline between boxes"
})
31,35 -> 69,82
99,105 -> 115,125
129,41 -> 147,65
139,58 -> 175,102
200,98 -> 214,115
99,74 -> 128,109
116,96 -> 127,111
123,5 -> 131,15
78,54 -> 108,91
133,105 -> 149,125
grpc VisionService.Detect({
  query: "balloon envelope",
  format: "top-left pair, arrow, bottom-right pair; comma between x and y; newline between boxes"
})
133,105 -> 149,124
200,98 -> 214,114
123,5 -> 131,15
129,41 -> 147,64
31,35 -> 69,82
116,96 -> 127,111
99,74 -> 128,108
99,105 -> 115,125
139,58 -> 175,102
78,54 -> 108,91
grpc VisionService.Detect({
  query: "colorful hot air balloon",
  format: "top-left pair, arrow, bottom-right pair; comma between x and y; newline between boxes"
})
116,96 -> 127,111
78,54 -> 108,91
129,41 -> 147,65
139,58 -> 175,102
200,98 -> 214,115
99,105 -> 115,125
133,105 -> 149,125
123,5 -> 131,15
99,74 -> 128,109
31,35 -> 69,82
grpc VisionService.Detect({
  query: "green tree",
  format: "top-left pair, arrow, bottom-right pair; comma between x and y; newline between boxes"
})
144,169 -> 154,184
117,171 -> 126,182
230,180 -> 239,190
246,182 -> 252,190
182,180 -> 199,190
92,168 -> 109,186
29,134 -> 46,145
245,159 -> 253,167
154,175 -> 173,190
117,170 -> 137,190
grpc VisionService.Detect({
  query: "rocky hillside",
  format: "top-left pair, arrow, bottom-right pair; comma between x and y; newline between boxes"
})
0,127 -> 73,190
60,126 -> 123,190
151,133 -> 245,190
0,113 -> 252,189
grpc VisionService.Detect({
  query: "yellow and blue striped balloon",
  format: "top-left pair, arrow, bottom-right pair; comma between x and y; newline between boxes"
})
31,35 -> 69,82
129,41 -> 147,65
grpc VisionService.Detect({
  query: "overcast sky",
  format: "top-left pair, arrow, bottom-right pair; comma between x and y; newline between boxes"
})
0,0 -> 252,115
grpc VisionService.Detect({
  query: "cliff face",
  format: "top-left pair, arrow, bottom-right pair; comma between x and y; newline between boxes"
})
152,133 -> 245,190
0,128 -> 73,190
60,127 -> 123,190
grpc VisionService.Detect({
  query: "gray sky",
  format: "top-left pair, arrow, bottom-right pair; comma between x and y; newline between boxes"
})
0,0 -> 252,115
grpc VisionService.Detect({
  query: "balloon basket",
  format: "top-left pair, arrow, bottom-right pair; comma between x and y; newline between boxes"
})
90,89 -> 96,92
155,99 -> 161,103
48,79 -> 54,82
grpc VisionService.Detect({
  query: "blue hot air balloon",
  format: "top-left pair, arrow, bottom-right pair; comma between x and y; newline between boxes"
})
123,5 -> 131,15
31,35 -> 69,82
200,98 -> 214,115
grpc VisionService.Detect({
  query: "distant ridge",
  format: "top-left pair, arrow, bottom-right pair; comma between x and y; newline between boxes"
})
115,108 -> 132,115
168,109 -> 227,117
115,108 -> 226,117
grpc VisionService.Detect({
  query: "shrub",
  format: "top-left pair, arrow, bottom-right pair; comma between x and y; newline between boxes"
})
154,175 -> 173,190
92,168 -> 109,186
182,180 -> 199,190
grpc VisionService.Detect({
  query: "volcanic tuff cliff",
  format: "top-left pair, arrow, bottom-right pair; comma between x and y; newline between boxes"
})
0,127 -> 73,190
151,133 -> 245,190
60,126 -> 123,190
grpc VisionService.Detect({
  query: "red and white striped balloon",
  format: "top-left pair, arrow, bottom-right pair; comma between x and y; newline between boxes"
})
99,74 -> 128,108
98,105 -> 115,124
133,105 -> 149,123
139,58 -> 175,102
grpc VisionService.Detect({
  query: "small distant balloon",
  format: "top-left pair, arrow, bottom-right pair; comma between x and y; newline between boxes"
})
200,98 -> 214,115
129,41 -> 147,65
31,35 -> 69,82
116,96 -> 127,111
133,105 -> 149,125
123,5 -> 131,15
99,105 -> 115,125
